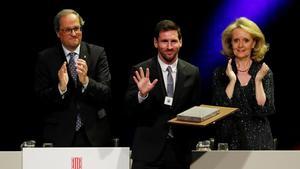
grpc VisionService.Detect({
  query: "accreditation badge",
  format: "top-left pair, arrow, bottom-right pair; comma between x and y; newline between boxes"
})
164,96 -> 173,106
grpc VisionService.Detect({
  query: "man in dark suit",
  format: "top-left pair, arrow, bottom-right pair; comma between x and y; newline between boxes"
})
126,20 -> 201,169
35,9 -> 111,147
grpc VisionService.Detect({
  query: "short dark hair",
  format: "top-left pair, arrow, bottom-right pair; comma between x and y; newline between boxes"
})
154,20 -> 182,40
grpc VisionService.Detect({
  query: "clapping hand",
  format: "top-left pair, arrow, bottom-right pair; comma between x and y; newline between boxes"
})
58,61 -> 69,91
256,63 -> 269,81
226,59 -> 237,81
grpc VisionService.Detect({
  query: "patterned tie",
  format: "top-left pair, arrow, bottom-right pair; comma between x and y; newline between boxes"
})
75,113 -> 83,131
166,66 -> 174,97
68,52 -> 77,85
68,52 -> 82,131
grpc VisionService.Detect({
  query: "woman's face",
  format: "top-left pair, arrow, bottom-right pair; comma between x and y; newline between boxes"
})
231,28 -> 256,59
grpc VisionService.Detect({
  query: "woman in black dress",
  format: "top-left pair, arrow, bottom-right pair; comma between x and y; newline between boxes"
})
212,17 -> 275,150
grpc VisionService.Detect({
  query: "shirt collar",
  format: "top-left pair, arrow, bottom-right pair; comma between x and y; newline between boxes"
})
157,55 -> 178,73
62,44 -> 81,57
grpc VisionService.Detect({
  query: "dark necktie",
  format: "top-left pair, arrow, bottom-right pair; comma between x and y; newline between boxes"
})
68,52 -> 78,85
68,52 -> 82,131
75,113 -> 83,131
166,66 -> 174,97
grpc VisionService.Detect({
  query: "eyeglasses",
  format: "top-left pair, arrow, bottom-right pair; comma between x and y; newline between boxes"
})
60,26 -> 82,34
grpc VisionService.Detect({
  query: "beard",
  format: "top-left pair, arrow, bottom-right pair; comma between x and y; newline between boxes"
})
159,49 -> 179,64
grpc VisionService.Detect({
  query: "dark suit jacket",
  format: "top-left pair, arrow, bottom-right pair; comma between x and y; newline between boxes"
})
125,57 -> 201,162
35,41 -> 111,146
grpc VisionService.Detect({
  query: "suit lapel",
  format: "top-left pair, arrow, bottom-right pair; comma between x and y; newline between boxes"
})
57,44 -> 67,63
150,58 -> 167,103
151,58 -> 187,109
173,59 -> 186,108
79,42 -> 89,62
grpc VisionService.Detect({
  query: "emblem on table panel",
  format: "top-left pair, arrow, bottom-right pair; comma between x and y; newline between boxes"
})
71,157 -> 82,169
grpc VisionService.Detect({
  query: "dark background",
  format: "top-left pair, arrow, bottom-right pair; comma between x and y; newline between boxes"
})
1,0 -> 299,150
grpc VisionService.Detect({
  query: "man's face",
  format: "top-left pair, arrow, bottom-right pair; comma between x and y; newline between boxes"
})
154,30 -> 182,64
57,13 -> 82,51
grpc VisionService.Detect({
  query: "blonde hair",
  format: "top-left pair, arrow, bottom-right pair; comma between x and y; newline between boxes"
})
221,17 -> 269,62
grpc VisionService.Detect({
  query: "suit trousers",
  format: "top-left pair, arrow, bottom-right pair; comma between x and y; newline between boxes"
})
131,138 -> 190,169
72,126 -> 92,147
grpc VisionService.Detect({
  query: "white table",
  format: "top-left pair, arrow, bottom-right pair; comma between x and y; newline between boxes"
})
191,151 -> 300,169
0,151 -> 22,169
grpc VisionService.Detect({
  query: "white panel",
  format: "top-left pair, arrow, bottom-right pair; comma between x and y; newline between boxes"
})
23,147 -> 130,169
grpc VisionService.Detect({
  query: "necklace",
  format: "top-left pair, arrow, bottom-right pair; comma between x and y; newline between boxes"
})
237,67 -> 250,72
236,59 -> 252,72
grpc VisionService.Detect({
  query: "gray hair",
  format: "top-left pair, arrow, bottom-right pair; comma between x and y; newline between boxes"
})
53,9 -> 85,33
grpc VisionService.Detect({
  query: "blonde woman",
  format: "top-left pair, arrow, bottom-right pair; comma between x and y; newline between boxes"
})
212,17 -> 275,150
